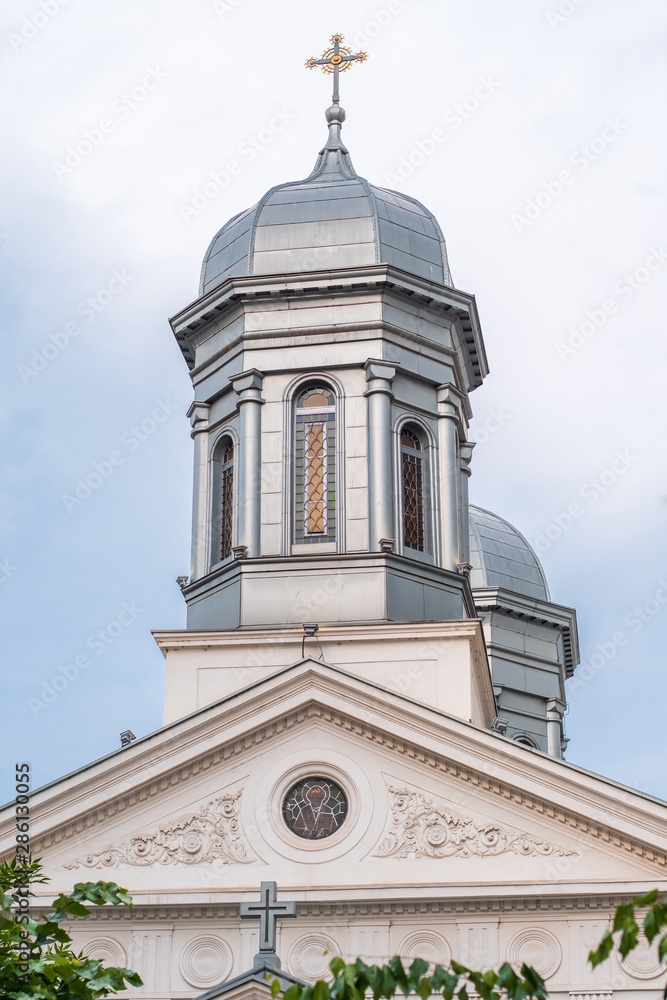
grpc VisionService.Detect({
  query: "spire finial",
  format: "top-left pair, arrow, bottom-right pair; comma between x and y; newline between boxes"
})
305,32 -> 368,106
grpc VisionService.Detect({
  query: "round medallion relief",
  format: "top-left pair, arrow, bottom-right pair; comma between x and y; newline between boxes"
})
398,930 -> 451,969
81,936 -> 127,968
179,935 -> 232,988
506,928 -> 562,980
621,941 -> 665,980
288,933 -> 341,980
283,777 -> 348,840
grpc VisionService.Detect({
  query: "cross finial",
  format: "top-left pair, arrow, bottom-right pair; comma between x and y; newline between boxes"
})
305,33 -> 368,105
240,881 -> 297,968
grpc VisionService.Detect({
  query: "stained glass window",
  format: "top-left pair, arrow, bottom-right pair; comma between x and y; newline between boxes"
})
401,428 -> 425,552
295,385 -> 336,544
283,777 -> 348,840
219,440 -> 234,560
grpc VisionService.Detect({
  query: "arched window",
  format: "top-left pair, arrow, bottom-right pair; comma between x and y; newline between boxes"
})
294,384 -> 336,544
401,427 -> 425,552
219,439 -> 234,560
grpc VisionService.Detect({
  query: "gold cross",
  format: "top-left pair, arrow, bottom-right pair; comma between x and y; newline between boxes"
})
305,33 -> 368,105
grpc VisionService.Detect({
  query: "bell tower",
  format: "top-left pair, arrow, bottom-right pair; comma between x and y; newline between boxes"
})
156,39 -> 577,758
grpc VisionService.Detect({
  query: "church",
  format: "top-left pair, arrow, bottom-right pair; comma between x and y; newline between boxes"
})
3,34 -> 667,1000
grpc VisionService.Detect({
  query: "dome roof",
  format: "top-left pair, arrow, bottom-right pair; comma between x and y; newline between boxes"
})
469,505 -> 550,601
200,105 -> 453,297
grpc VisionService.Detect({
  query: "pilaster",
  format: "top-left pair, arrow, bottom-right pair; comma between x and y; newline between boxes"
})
230,370 -> 264,559
187,401 -> 210,581
364,360 -> 397,552
436,383 -> 464,572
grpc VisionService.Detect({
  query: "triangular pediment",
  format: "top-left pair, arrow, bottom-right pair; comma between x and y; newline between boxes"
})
3,657 -> 667,904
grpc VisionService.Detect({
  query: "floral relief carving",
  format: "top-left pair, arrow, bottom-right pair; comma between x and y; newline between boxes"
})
65,791 -> 256,869
374,786 -> 576,860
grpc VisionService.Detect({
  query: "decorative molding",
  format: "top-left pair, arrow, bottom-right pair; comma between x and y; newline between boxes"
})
397,929 -> 451,968
29,702 -> 667,871
179,934 -> 233,988
35,893 -> 638,923
374,786 -> 576,860
80,936 -> 127,968
287,933 -> 340,980
506,927 -> 562,979
64,791 -> 255,869
621,940 -> 666,980
569,993 -> 612,1000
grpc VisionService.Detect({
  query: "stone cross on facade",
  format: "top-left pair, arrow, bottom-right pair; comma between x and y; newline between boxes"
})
240,881 -> 297,964
305,33 -> 368,105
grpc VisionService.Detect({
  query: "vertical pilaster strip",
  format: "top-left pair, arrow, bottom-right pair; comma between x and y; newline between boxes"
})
364,360 -> 397,552
230,369 -> 264,558
436,384 -> 464,572
187,401 -> 210,581
459,441 -> 475,566
546,698 -> 566,759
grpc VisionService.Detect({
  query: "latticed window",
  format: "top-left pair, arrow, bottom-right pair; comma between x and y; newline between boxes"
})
219,440 -> 234,560
401,428 -> 424,552
295,385 -> 336,544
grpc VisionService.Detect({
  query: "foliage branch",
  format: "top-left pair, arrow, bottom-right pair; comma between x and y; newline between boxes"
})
0,856 -> 142,999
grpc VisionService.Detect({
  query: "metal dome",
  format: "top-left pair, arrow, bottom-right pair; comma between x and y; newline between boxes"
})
469,505 -> 550,601
200,105 -> 453,297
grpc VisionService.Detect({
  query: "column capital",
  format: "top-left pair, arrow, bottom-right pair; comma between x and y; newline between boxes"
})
546,698 -> 566,718
186,401 -> 210,434
460,440 -> 475,475
436,382 -> 465,412
364,358 -> 399,385
230,369 -> 265,397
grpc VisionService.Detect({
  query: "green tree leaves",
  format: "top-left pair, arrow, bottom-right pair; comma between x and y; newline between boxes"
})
0,857 -> 142,1000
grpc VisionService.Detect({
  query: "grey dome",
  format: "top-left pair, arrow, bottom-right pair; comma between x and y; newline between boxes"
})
469,505 -> 550,601
200,107 -> 453,297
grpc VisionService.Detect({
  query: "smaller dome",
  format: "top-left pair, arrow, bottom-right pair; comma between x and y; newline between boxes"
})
469,506 -> 550,601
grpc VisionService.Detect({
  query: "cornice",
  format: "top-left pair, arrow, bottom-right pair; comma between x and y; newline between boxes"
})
168,264 -> 486,391
25,893 -> 659,922
473,588 -> 579,676
153,619 -> 485,653
169,265 -> 477,337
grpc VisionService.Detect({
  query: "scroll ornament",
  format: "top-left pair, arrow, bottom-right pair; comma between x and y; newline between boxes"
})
65,791 -> 256,869
374,786 -> 576,860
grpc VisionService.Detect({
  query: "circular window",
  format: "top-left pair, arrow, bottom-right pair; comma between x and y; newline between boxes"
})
282,777 -> 348,840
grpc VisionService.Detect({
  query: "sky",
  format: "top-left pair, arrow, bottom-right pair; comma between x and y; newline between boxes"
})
1,0 -> 665,807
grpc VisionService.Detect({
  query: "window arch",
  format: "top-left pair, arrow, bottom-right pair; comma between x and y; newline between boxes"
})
211,434 -> 235,565
512,733 -> 538,749
400,426 -> 425,552
294,383 -> 337,544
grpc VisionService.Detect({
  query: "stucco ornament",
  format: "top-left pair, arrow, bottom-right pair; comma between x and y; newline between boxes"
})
65,791 -> 256,869
374,786 -> 576,860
